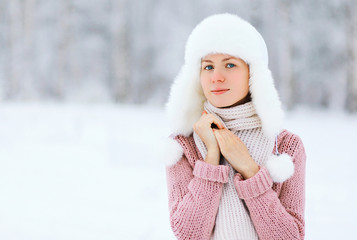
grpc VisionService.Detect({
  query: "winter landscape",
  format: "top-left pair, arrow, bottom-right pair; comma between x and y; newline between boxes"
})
1,0 -> 357,239
0,102 -> 356,239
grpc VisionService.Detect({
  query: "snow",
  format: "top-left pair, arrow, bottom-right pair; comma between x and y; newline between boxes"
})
0,102 -> 356,239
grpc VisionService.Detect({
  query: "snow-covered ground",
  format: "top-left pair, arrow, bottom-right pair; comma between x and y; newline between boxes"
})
0,102 -> 356,239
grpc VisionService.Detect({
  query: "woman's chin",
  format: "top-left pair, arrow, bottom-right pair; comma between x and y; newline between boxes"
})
209,100 -> 231,108
211,99 -> 249,109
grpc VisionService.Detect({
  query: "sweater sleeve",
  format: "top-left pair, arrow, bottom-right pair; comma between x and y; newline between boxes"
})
233,134 -> 306,240
166,154 -> 230,240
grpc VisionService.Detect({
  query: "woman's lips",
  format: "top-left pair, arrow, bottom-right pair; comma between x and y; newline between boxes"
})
211,89 -> 229,95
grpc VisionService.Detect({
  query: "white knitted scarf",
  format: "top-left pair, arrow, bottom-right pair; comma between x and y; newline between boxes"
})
193,100 -> 275,240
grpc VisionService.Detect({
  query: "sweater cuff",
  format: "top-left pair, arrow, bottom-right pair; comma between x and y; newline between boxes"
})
193,160 -> 230,183
233,166 -> 273,199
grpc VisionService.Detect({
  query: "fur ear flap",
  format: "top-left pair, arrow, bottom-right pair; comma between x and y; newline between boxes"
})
165,64 -> 205,137
264,153 -> 294,183
249,66 -> 284,140
162,137 -> 184,167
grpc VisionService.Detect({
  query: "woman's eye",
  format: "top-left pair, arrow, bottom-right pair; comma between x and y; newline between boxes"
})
204,65 -> 213,70
227,63 -> 235,68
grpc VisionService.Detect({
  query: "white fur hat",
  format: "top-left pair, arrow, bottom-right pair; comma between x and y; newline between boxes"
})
165,13 -> 284,139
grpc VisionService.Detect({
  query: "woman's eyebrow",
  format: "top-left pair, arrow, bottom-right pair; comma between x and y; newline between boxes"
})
201,57 -> 237,63
222,57 -> 236,61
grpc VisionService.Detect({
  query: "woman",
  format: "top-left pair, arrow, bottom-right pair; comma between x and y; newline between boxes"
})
164,13 -> 306,240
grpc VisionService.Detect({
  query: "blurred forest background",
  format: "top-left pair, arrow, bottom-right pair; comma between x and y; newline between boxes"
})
1,1 -> 357,239
0,0 -> 357,112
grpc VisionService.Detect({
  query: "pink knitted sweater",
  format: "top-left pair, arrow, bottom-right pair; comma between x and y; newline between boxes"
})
166,129 -> 306,240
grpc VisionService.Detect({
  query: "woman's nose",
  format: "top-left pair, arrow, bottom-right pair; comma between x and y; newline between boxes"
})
211,69 -> 225,83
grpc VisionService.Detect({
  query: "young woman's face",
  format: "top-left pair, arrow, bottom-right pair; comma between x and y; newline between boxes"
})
200,53 -> 250,108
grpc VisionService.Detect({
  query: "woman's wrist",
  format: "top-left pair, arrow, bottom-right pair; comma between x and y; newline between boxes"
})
241,162 -> 259,179
205,148 -> 220,165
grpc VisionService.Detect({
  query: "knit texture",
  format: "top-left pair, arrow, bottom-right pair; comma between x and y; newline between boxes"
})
166,129 -> 306,240
193,100 -> 274,239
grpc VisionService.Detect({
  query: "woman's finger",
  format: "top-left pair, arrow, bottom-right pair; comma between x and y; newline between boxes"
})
213,129 -> 223,142
205,114 -> 225,129
217,128 -> 228,138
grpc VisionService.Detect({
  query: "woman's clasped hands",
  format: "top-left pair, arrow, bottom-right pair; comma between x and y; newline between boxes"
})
193,110 -> 259,179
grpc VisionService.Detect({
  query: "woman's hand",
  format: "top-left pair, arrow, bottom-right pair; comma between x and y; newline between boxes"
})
193,111 -> 225,165
213,128 -> 259,179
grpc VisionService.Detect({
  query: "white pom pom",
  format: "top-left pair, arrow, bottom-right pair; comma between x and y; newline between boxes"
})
264,153 -> 294,183
162,137 -> 184,166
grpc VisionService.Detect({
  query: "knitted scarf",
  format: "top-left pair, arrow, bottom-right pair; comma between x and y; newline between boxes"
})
193,100 -> 275,239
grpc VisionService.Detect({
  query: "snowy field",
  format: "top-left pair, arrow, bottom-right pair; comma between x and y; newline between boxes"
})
0,102 -> 356,240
